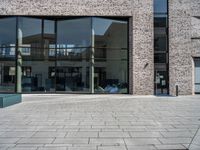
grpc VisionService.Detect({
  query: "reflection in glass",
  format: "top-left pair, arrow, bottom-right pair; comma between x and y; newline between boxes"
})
44,20 -> 56,57
154,17 -> 167,27
0,63 -> 16,92
57,18 -> 91,48
154,53 -> 167,63
94,60 -> 128,94
0,17 -> 16,47
93,18 -> 128,49
56,65 -> 90,92
154,35 -> 167,52
0,16 -> 129,94
22,60 -> 56,92
93,18 -> 128,93
0,17 -> 16,92
154,71 -> 168,94
20,18 -> 56,93
154,0 -> 168,13
18,17 -> 42,48
57,48 -> 90,61
154,0 -> 169,95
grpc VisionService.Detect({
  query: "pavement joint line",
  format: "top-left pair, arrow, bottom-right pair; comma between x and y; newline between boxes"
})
188,123 -> 200,149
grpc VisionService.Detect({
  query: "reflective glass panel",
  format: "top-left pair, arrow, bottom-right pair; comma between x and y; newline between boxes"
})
18,17 -> 42,48
94,59 -> 128,94
93,17 -> 128,94
154,53 -> 167,63
93,18 -> 128,49
57,18 -> 91,48
20,17 -> 55,93
0,17 -> 16,92
154,34 -> 167,51
56,64 -> 90,92
0,17 -> 16,47
154,17 -> 167,27
154,0 -> 168,13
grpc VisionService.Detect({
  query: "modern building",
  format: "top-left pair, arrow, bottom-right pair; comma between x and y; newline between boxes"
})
0,0 -> 199,96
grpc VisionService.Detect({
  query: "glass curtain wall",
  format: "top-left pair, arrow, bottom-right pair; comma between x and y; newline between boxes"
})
18,17 -> 56,93
93,18 -> 128,94
154,0 -> 169,95
0,16 -> 128,94
0,17 -> 16,93
56,18 -> 91,92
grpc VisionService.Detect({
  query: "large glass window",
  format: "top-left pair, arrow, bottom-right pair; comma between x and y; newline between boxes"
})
56,18 -> 91,92
93,18 -> 128,94
0,16 -> 129,94
19,17 -> 56,93
0,17 -> 16,93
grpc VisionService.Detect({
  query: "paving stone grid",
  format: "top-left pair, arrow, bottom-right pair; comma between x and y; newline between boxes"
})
0,95 -> 200,150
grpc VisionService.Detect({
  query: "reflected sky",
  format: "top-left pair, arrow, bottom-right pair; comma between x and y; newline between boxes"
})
154,0 -> 167,13
93,17 -> 127,35
0,18 -> 16,45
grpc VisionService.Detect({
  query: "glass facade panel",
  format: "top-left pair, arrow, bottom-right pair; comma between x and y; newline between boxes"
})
0,16 -> 129,94
154,53 -> 167,63
18,17 -> 42,48
57,18 -> 91,48
0,17 -> 16,93
94,59 -> 128,94
20,18 -> 56,93
154,34 -> 167,52
0,17 -> 16,47
154,0 -> 168,13
21,57 -> 56,93
56,64 -> 90,92
154,17 -> 167,28
93,18 -> 128,49
44,20 -> 56,58
93,18 -> 128,94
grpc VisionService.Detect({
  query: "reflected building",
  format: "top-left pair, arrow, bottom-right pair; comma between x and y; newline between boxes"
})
0,17 -> 128,94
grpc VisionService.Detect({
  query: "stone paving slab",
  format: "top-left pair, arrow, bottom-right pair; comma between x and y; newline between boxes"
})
0,94 -> 200,150
189,126 -> 200,150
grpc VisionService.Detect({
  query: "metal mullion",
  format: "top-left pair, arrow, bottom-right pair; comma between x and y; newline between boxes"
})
15,16 -> 18,93
166,0 -> 169,95
91,17 -> 94,94
55,19 -> 57,93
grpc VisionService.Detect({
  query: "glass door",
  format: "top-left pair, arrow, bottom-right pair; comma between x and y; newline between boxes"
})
155,70 -> 168,95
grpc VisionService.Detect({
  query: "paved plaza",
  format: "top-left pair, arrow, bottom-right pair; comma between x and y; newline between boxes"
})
0,95 -> 200,150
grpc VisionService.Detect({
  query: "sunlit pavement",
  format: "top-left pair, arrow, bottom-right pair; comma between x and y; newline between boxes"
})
0,94 -> 200,150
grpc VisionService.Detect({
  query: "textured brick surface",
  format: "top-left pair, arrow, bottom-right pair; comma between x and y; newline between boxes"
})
169,0 -> 200,96
0,0 -> 154,95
